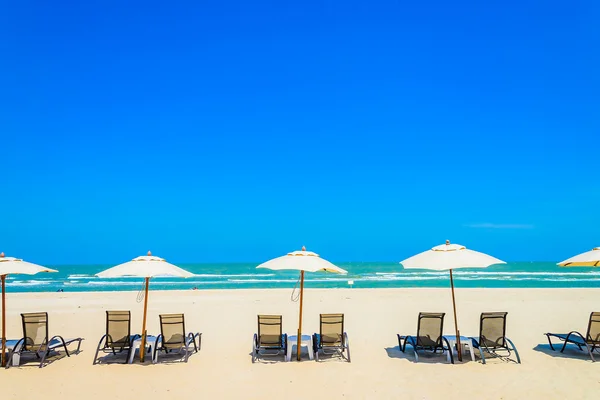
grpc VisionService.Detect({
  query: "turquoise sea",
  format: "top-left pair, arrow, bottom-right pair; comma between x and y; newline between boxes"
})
5,262 -> 600,292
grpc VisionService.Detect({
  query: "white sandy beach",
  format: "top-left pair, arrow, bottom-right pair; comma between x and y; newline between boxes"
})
2,288 -> 600,399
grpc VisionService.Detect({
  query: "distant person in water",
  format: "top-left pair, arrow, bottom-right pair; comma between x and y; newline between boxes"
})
192,286 -> 198,290
56,289 -> 64,292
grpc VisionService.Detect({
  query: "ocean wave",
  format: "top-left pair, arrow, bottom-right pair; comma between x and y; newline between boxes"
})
506,277 -> 600,282
227,279 -> 299,283
10,280 -> 52,286
192,273 -> 275,278
84,281 -> 160,286
80,280 -> 258,286
375,271 -> 600,277
67,274 -> 96,279
455,271 -> 600,277
361,276 -> 440,281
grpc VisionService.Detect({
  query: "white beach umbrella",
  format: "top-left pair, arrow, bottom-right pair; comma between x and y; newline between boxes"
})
96,251 -> 193,362
0,252 -> 57,367
400,241 -> 505,361
257,247 -> 347,361
558,247 -> 600,267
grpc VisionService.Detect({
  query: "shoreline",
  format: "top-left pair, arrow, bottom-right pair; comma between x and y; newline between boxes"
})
7,286 -> 600,295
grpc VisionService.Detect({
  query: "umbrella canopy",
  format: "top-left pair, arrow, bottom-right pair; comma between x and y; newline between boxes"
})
558,247 -> 600,267
399,241 -> 505,361
96,252 -> 193,362
257,247 -> 346,361
97,254 -> 194,278
0,252 -> 58,367
401,242 -> 505,270
0,256 -> 58,276
257,250 -> 347,274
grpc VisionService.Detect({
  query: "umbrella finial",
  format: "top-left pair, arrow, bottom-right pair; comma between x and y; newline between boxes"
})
301,246 -> 306,251
446,240 -> 450,245
147,250 -> 152,256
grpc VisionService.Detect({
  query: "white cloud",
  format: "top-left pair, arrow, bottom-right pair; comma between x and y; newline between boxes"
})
465,223 -> 534,230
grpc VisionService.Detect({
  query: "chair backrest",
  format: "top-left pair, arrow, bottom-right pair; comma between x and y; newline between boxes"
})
257,315 -> 282,347
21,312 -> 49,351
586,312 -> 600,343
320,313 -> 344,346
159,314 -> 186,350
416,313 -> 444,348
479,312 -> 507,349
106,311 -> 131,348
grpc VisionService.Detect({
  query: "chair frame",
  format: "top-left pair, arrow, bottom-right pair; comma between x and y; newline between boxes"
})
152,313 -> 201,363
6,312 -> 82,368
398,312 -> 454,364
93,310 -> 140,365
312,313 -> 351,362
546,312 -> 600,362
470,312 -> 520,364
252,315 -> 287,363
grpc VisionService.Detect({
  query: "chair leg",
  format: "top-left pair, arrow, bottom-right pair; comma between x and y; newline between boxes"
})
93,336 -> 106,365
477,345 -> 486,365
505,338 -> 521,364
183,345 -> 190,363
5,349 -> 15,369
546,334 -> 556,351
5,349 -> 13,369
560,340 -> 569,353
54,336 -> 70,357
39,349 -> 49,368
584,343 -> 595,362
344,333 -> 351,363
442,337 -> 454,364
397,334 -> 404,352
312,334 -> 319,362
153,335 -> 163,364
252,334 -> 258,363
125,347 -> 133,364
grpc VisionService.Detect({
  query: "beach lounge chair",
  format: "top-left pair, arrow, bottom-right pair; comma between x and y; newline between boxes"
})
152,313 -> 201,363
6,312 -> 83,368
252,315 -> 287,363
469,312 -> 520,364
545,312 -> 600,361
312,313 -> 350,362
397,312 -> 454,363
93,310 -> 140,364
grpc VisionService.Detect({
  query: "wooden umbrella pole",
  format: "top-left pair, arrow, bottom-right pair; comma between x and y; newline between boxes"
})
449,269 -> 462,361
297,270 -> 305,361
1,275 -> 6,367
140,277 -> 150,362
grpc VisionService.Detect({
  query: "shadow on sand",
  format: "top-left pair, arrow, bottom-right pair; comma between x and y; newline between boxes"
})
533,343 -> 596,363
384,346 -> 453,364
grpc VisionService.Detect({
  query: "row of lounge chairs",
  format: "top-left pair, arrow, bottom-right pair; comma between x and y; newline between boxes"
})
252,313 -> 351,362
4,311 -> 200,368
93,311 -> 201,364
398,312 -> 521,364
4,310 -> 600,368
396,311 -> 600,364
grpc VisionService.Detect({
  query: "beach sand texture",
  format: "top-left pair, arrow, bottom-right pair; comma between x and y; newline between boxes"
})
2,288 -> 600,399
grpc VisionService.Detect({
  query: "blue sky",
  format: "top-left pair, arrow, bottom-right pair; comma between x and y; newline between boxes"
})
1,0 -> 598,264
